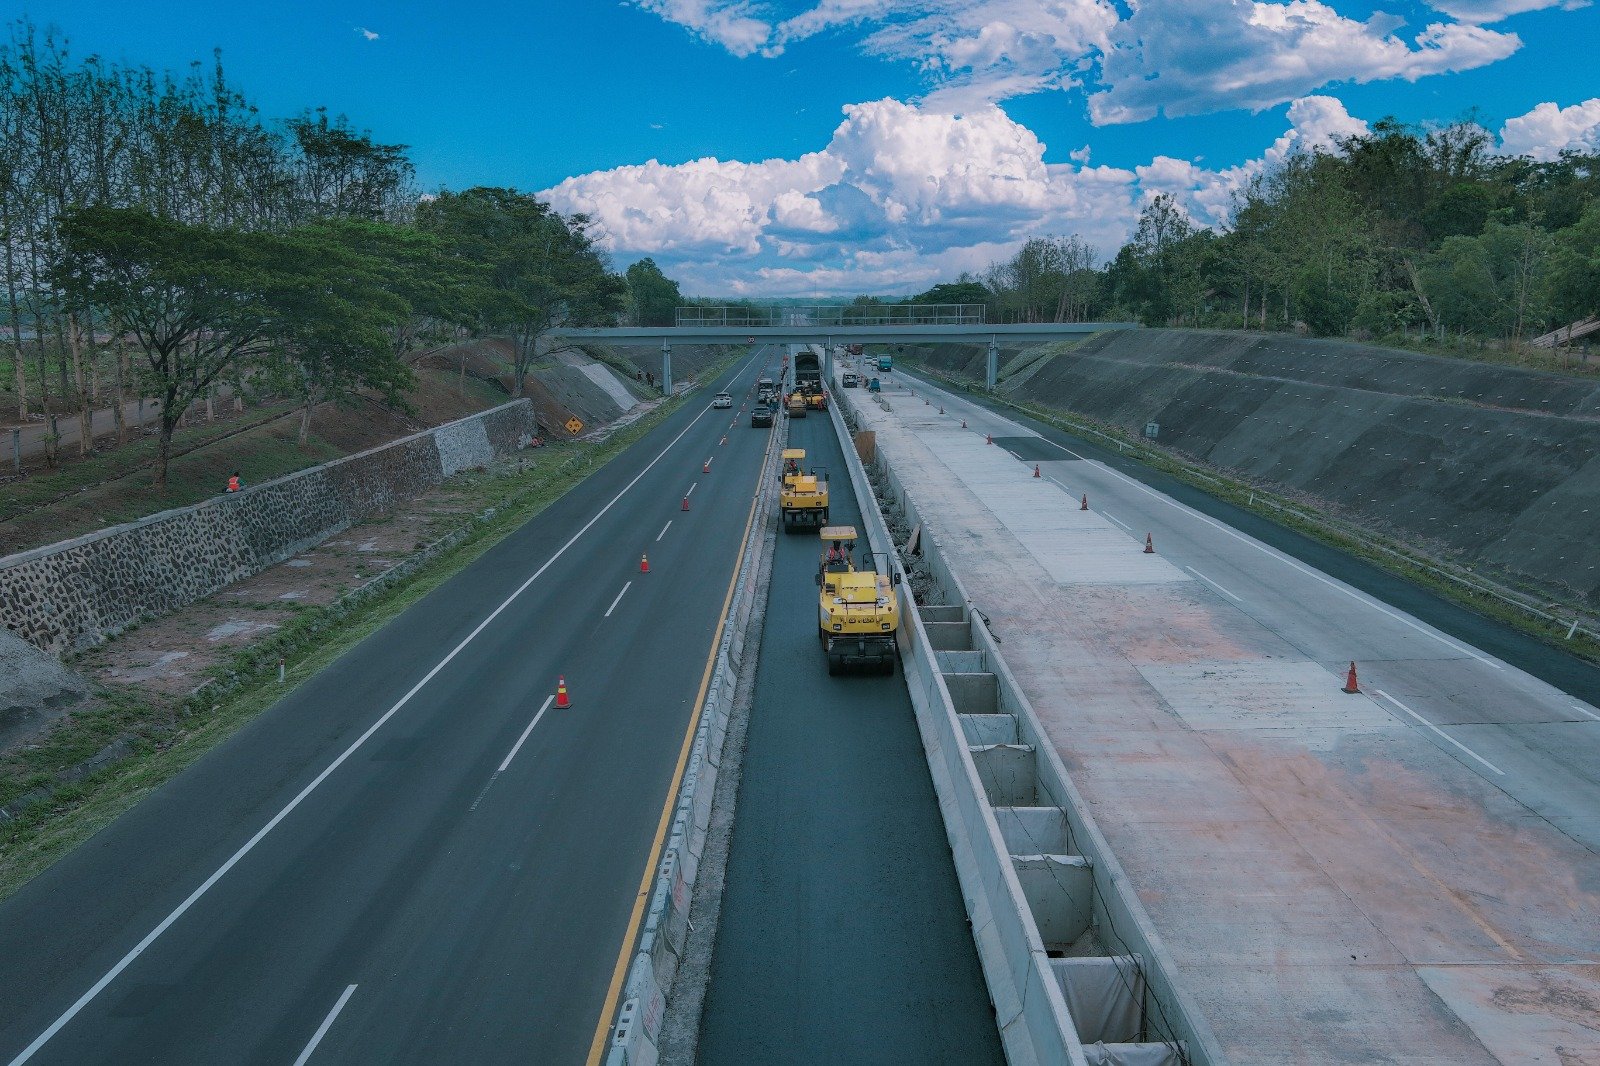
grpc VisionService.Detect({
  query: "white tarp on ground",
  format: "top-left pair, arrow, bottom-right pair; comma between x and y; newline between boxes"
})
1082,1042 -> 1183,1066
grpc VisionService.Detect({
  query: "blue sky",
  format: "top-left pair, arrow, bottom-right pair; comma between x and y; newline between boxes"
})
17,0 -> 1599,295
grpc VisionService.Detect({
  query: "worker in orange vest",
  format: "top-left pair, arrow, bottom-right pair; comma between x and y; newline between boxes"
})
226,471 -> 242,493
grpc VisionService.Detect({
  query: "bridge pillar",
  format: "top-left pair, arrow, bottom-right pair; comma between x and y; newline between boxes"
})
986,339 -> 999,391
661,341 -> 673,396
824,337 -> 832,378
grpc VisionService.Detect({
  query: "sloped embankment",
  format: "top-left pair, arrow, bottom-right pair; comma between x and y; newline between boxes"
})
912,329 -> 1600,608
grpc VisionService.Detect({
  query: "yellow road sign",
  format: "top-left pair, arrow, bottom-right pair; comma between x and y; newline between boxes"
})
565,417 -> 584,434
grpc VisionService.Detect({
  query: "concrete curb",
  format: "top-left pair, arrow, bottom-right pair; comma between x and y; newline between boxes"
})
828,380 -> 1226,1066
606,419 -> 783,1066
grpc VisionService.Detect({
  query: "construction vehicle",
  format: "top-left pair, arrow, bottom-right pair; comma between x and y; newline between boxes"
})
805,384 -> 827,411
815,526 -> 900,674
794,349 -> 822,392
787,392 -> 808,418
780,457 -> 829,532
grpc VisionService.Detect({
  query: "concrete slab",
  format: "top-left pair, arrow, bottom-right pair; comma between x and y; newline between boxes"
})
1137,660 -> 1403,741
839,368 -> 1600,1065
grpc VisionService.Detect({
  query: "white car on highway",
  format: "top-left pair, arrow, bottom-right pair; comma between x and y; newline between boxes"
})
713,392 -> 733,408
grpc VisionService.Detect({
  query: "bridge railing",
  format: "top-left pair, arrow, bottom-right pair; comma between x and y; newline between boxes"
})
675,304 -> 987,328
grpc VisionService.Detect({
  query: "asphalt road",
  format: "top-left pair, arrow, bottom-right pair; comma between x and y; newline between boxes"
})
0,349 -> 777,1065
696,389 -> 1005,1065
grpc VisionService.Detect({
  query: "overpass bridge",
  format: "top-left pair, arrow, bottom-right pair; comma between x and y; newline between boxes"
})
550,305 -> 1137,393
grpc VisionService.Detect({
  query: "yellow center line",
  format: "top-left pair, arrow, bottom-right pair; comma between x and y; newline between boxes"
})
583,388 -> 778,1066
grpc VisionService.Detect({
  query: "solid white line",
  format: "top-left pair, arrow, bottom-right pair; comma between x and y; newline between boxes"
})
1572,704 -> 1600,723
497,694 -> 557,775
1374,689 -> 1506,776
656,520 -> 672,542
604,581 -> 633,619
1103,512 -> 1132,532
1185,565 -> 1242,601
3,358 -> 756,1066
686,481 -> 698,496
293,984 -> 357,1066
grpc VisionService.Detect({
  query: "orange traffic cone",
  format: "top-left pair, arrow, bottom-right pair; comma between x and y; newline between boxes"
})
703,459 -> 711,473
961,419 -> 967,428
939,406 -> 944,414
682,495 -> 690,511
1342,662 -> 1360,694
1143,533 -> 1155,554
1080,494 -> 1089,511
556,676 -> 572,709
641,554 -> 650,573
985,433 -> 993,445
1033,464 -> 1041,478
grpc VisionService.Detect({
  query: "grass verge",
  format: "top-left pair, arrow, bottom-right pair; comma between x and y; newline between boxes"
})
0,357 -> 736,902
905,359 -> 1600,665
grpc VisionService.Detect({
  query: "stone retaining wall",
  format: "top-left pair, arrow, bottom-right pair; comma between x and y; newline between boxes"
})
1,400 -> 535,655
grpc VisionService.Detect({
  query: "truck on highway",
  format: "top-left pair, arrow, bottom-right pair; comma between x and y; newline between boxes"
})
794,349 -> 822,391
876,354 -> 893,372
815,526 -> 899,674
780,461 -> 829,532
757,377 -> 777,404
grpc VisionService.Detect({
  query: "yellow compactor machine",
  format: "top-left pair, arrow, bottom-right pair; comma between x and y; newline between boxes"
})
815,526 -> 900,674
780,448 -> 829,532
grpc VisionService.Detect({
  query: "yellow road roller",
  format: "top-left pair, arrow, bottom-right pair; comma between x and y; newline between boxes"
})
815,525 -> 900,674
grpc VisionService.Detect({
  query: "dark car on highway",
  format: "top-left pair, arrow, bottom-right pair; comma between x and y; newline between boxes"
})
841,372 -> 859,388
750,403 -> 774,428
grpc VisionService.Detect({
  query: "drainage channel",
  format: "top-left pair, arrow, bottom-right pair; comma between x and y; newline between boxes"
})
692,403 -> 1005,1064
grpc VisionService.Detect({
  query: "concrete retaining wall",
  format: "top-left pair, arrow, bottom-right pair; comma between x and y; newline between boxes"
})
0,400 -> 536,655
913,329 -> 1600,607
606,419 -> 781,1066
831,386 -> 1223,1066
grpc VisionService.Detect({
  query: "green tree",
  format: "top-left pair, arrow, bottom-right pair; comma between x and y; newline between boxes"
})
624,257 -> 682,326
418,187 -> 625,396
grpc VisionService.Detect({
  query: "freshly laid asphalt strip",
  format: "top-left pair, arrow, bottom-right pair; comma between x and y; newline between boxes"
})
0,350 -> 776,1065
911,368 -> 1600,708
696,403 -> 1005,1065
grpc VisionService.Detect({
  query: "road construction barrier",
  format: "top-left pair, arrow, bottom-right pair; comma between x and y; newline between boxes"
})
828,382 -> 1225,1066
606,417 -> 782,1066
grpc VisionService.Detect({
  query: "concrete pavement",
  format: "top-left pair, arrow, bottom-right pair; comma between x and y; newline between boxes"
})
844,363 -> 1600,1064
0,349 -> 776,1065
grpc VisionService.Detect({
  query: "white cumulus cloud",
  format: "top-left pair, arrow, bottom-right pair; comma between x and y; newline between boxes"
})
629,0 -> 1552,124
356,27 -> 380,41
1091,0 -> 1519,123
1498,98 -> 1600,160
543,94 -> 1381,295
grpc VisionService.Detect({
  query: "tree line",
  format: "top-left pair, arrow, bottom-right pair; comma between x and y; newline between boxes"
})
0,20 -> 682,483
912,119 -> 1600,352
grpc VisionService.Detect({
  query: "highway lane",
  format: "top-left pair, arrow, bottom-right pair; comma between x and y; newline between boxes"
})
897,366 -> 1600,852
0,349 -> 778,1065
696,387 -> 1005,1065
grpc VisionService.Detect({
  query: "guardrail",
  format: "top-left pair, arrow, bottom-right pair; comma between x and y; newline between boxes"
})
605,419 -> 782,1066
827,383 -> 1225,1066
